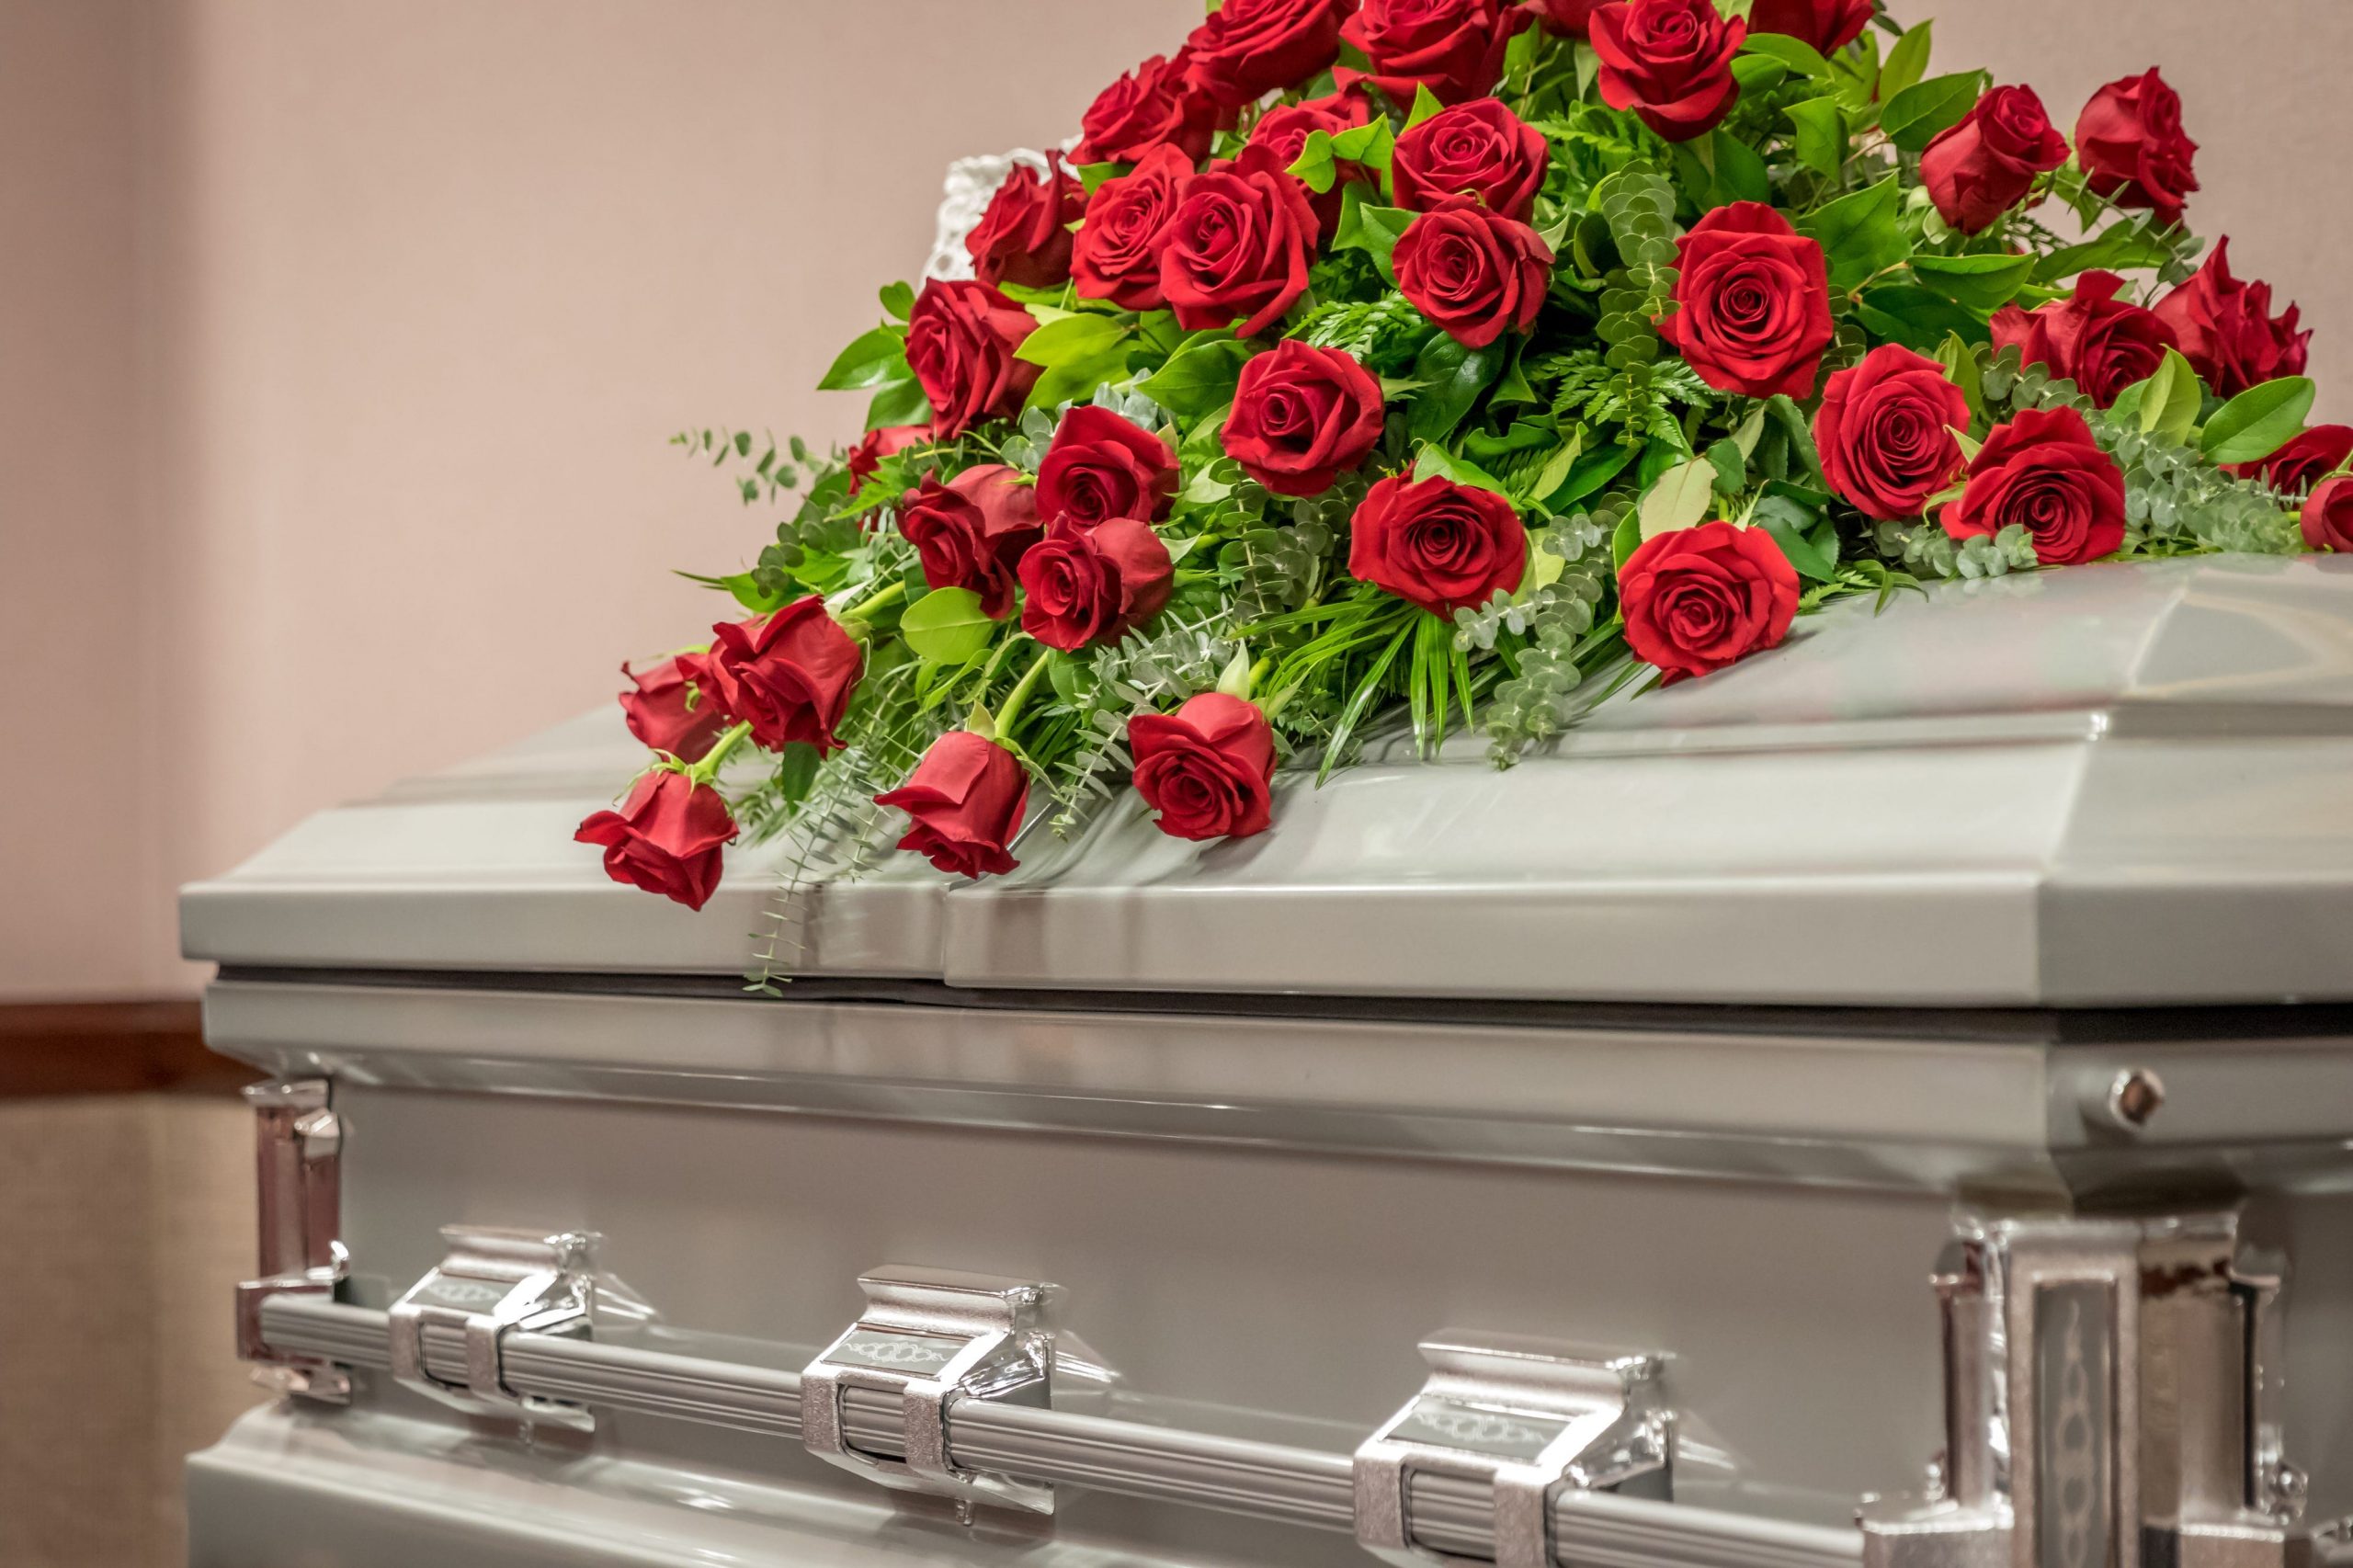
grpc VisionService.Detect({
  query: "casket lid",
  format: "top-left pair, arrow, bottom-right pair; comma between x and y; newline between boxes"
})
183,555 -> 2353,1007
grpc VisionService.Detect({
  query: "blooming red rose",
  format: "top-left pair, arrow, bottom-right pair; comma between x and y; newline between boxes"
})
1223,339 -> 1387,496
1392,97 -> 1549,221
1815,346 -> 1972,522
1160,166 -> 1319,338
2232,425 -> 2353,494
1072,144 -> 1192,313
1037,405 -> 1180,528
619,653 -> 729,762
1348,472 -> 1529,615
1236,95 -> 1373,239
1393,197 -> 1552,349
1589,0 -> 1745,143
1620,521 -> 1800,683
2302,475 -> 2353,553
706,597 -> 863,754
1340,0 -> 1532,108
1131,694 -> 1279,842
1939,406 -> 2127,566
1532,0 -> 1598,37
2076,69 -> 2199,227
574,768 -> 737,912
964,154 -> 1086,291
1745,0 -> 1871,54
875,731 -> 1029,879
1187,0 -> 1349,110
1075,51 -> 1217,166
906,279 -> 1038,439
898,465 -> 1044,620
847,425 -> 926,490
1920,85 -> 2071,235
1657,203 -> 1833,399
1018,517 -> 1176,652
1989,270 -> 2177,410
2154,239 -> 2310,398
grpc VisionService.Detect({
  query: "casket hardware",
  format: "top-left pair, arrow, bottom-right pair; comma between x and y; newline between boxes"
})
800,1265 -> 1062,1517
1353,1335 -> 1673,1568
233,1077 -> 350,1404
386,1225 -> 602,1433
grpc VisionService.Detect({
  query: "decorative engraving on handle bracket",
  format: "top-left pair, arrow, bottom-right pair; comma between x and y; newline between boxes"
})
387,1226 -> 604,1433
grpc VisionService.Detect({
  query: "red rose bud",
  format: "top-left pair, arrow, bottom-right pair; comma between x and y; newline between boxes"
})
1160,166 -> 1319,339
1392,97 -> 1550,222
706,597 -> 864,754
1037,404 -> 1181,528
2076,69 -> 2200,227
1018,517 -> 1176,652
847,425 -> 926,490
1620,520 -> 1800,684
1745,0 -> 1871,55
574,767 -> 738,912
2302,475 -> 2353,553
1236,96 -> 1373,241
1658,203 -> 1834,399
1589,0 -> 1745,143
906,278 -> 1039,439
1940,406 -> 2128,567
1131,693 -> 1279,843
1349,472 -> 1529,616
898,465 -> 1043,620
1990,271 -> 2177,410
875,731 -> 1029,879
1223,339 -> 1387,497
2154,239 -> 2311,398
618,653 -> 730,762
1394,197 -> 1553,349
1815,346 -> 1972,523
1187,0 -> 1349,110
1073,145 -> 1193,313
1075,50 -> 1217,166
1920,85 -> 2071,236
965,154 -> 1086,292
1340,0 -> 1532,108
2233,425 -> 2353,494
1532,0 -> 1599,38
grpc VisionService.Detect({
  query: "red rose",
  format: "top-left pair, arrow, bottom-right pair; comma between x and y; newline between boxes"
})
2302,475 -> 2353,553
1187,0 -> 1349,110
2233,425 -> 2353,494
875,731 -> 1029,879
1130,694 -> 1279,842
1236,96 -> 1373,240
2154,239 -> 2310,398
2076,69 -> 2199,227
1160,166 -> 1318,338
1745,0 -> 1870,54
1619,521 -> 1800,683
1223,339 -> 1387,496
1393,197 -> 1552,349
618,653 -> 729,762
1075,51 -> 1217,166
1939,406 -> 2127,566
1348,472 -> 1528,615
1990,270 -> 2177,410
1018,517 -> 1176,651
1657,202 -> 1833,399
906,279 -> 1039,439
574,768 -> 737,912
1073,144 -> 1192,313
1532,0 -> 1598,38
964,154 -> 1086,291
847,425 -> 926,489
1037,405 -> 1180,528
1340,0 -> 1532,108
1589,0 -> 1745,143
1815,345 -> 1972,522
1920,85 -> 2070,235
898,465 -> 1044,619
1392,98 -> 1549,221
706,597 -> 863,754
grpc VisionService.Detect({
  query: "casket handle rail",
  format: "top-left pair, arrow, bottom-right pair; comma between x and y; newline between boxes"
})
385,1224 -> 608,1434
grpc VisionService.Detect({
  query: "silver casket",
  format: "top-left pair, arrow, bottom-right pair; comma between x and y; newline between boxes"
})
183,554 -> 2353,1568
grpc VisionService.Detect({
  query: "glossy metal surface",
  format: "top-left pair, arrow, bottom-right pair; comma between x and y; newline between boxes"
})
386,1225 -> 601,1433
235,1078 -> 349,1403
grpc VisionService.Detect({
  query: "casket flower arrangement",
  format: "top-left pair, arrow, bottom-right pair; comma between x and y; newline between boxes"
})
581,0 -> 2338,981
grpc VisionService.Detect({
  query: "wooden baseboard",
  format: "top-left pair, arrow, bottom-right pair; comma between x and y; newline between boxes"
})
0,1000 -> 256,1098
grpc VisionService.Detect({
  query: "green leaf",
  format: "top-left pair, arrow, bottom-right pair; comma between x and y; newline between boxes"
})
1404,83 -> 1446,131
1334,188 -> 1415,283
1798,176 -> 1908,290
898,587 -> 997,664
1878,19 -> 1932,103
1074,161 -> 1123,197
1548,441 -> 1637,510
818,325 -> 908,392
1784,97 -> 1846,176
1767,394 -> 1826,483
1640,459 -> 1718,539
1754,497 -> 1838,582
2032,222 -> 2177,285
879,282 -> 915,322
1288,130 -> 1341,194
1731,54 -> 1788,96
1137,333 -> 1252,417
1880,71 -> 1986,153
865,375 -> 932,430
1414,441 -> 1510,496
1856,283 -> 1984,352
1611,507 -> 1643,572
1705,437 -> 1746,495
1909,251 -> 2034,312
1407,333 -> 1500,443
1014,313 -> 1133,409
2201,378 -> 2317,466
2134,347 -> 2203,446
1740,32 -> 1831,78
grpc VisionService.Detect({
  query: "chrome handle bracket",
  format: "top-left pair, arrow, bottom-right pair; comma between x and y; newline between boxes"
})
1353,1334 -> 1674,1568
800,1266 -> 1062,1517
233,1078 -> 349,1404
387,1225 -> 600,1433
